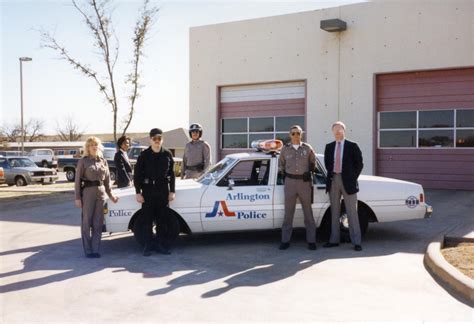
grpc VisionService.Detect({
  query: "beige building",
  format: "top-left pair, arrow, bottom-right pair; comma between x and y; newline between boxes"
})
189,0 -> 474,190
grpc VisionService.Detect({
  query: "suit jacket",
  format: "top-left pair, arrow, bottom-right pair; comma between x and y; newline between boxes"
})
324,139 -> 363,195
114,150 -> 133,188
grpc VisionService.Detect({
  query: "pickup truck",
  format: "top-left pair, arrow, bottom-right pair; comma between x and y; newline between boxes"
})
58,148 -> 136,182
58,148 -> 115,182
27,149 -> 58,169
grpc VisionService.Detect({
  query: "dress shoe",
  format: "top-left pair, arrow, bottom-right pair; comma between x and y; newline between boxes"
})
143,245 -> 153,257
354,245 -> 362,251
308,243 -> 317,250
279,242 -> 290,250
86,253 -> 94,258
156,244 -> 171,255
323,242 -> 339,248
91,253 -> 101,258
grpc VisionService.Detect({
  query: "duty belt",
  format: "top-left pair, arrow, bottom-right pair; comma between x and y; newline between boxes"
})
187,164 -> 204,172
81,179 -> 103,188
143,178 -> 168,185
285,173 -> 305,180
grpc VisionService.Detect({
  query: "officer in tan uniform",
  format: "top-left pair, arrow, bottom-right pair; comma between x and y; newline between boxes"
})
278,125 -> 317,250
75,136 -> 118,258
181,123 -> 211,179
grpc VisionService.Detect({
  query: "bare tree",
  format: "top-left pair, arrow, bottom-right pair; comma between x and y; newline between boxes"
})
56,116 -> 86,141
0,118 -> 45,142
40,0 -> 158,142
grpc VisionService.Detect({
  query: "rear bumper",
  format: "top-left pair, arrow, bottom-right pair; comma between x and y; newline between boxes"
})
424,204 -> 433,218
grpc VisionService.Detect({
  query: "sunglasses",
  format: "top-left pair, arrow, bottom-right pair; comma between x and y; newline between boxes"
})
152,136 -> 162,141
291,132 -> 302,136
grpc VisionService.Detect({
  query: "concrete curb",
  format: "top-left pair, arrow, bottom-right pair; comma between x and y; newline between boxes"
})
424,238 -> 474,305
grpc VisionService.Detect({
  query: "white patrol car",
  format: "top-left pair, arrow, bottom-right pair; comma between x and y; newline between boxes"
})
104,140 -> 433,246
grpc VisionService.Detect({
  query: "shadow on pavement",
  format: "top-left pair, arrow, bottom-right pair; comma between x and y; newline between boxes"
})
0,189 -> 472,304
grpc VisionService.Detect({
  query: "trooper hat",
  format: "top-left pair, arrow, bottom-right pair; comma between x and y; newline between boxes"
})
149,128 -> 163,138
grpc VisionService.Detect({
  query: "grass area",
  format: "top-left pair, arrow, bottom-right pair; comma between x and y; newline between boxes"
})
441,243 -> 474,279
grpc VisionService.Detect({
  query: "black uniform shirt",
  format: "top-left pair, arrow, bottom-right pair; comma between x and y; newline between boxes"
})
134,146 -> 175,194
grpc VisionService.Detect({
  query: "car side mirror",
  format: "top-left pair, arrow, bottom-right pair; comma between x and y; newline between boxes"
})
228,178 -> 235,190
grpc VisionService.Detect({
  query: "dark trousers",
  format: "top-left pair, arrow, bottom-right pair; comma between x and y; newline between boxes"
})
142,187 -> 171,248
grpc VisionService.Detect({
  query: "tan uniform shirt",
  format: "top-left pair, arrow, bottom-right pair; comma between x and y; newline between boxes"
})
182,140 -> 211,174
279,142 -> 316,175
75,156 -> 113,200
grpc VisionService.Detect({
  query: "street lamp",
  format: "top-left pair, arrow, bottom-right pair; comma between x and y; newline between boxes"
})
19,57 -> 32,155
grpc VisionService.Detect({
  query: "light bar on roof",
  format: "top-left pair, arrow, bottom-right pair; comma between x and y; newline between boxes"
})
251,139 -> 283,153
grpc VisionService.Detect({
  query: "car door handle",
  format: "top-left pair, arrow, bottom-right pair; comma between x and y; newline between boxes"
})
257,187 -> 269,192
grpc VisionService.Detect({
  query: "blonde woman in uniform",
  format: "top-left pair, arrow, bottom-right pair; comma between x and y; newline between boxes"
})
74,137 -> 118,258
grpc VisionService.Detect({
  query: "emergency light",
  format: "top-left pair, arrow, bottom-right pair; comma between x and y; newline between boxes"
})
251,139 -> 283,153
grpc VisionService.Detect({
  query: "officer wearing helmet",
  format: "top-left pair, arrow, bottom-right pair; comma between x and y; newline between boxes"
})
182,123 -> 211,179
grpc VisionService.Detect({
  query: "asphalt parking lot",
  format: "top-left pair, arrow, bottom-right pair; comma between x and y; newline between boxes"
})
0,188 -> 472,322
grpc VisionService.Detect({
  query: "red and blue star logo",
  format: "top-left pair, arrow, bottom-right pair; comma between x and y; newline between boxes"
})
205,201 -> 236,218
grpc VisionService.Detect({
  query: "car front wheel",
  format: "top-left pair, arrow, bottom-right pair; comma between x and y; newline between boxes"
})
15,176 -> 27,187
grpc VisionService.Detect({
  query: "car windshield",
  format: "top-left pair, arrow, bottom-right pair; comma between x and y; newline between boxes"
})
8,158 -> 37,168
197,157 -> 236,185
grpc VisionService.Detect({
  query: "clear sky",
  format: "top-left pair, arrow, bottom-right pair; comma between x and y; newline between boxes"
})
1,0 -> 363,135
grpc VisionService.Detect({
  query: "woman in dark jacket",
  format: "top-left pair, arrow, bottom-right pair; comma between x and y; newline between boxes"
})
114,135 -> 133,188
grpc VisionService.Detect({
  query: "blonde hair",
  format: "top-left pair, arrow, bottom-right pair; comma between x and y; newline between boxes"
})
83,136 -> 104,158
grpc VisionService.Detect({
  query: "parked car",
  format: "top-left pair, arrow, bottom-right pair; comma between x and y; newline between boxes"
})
103,140 -> 433,247
0,156 -> 58,186
58,148 -> 135,182
0,166 -> 5,185
27,149 -> 58,169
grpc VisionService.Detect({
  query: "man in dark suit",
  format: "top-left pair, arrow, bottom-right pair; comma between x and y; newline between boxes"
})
323,121 -> 364,251
114,135 -> 133,188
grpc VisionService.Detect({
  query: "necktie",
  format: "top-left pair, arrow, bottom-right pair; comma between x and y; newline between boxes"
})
335,142 -> 342,173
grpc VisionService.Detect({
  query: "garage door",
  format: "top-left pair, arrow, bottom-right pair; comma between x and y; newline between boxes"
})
376,68 -> 474,190
218,81 -> 306,159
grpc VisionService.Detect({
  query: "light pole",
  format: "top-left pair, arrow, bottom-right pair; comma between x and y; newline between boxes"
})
19,57 -> 32,155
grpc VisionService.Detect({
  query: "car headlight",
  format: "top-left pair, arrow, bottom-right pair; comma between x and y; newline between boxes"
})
28,172 -> 34,176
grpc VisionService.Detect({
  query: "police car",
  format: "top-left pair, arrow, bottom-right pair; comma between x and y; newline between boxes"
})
104,140 -> 433,246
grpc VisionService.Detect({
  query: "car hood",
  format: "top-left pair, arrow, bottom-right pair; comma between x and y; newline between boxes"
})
358,175 -> 423,200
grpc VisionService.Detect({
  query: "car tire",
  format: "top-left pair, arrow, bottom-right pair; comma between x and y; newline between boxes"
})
132,208 -> 180,247
15,176 -> 27,187
318,202 -> 369,242
65,169 -> 75,182
109,169 -> 116,182
42,161 -> 49,168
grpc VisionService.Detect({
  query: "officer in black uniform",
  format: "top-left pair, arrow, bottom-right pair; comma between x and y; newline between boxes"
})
134,128 -> 176,256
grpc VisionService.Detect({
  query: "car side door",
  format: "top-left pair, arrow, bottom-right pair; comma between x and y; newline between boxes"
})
273,156 -> 329,229
200,158 -> 274,232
